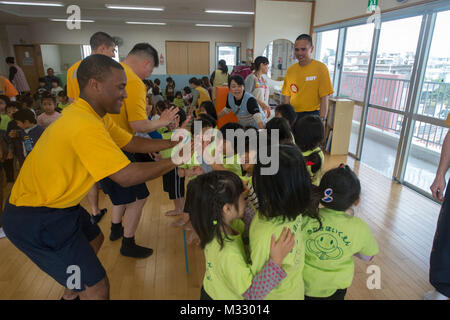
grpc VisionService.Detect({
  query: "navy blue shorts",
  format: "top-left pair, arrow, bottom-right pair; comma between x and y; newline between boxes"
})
2,201 -> 106,292
163,167 -> 185,200
100,151 -> 150,205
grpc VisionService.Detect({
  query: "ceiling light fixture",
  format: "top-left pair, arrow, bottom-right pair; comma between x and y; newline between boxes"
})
195,24 -> 233,28
126,21 -> 166,25
105,4 -> 164,11
205,9 -> 254,15
50,18 -> 95,22
0,1 -> 63,6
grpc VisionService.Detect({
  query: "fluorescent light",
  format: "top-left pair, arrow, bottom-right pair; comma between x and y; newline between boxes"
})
126,21 -> 166,25
196,24 -> 233,28
205,9 -> 254,15
105,4 -> 164,11
0,1 -> 63,6
50,19 -> 95,23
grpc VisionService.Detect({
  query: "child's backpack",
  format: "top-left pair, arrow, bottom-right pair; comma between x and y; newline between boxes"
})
230,65 -> 252,80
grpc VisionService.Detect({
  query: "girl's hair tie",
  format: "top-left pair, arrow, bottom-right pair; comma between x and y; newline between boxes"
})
213,220 -> 218,226
306,161 -> 315,166
322,188 -> 334,203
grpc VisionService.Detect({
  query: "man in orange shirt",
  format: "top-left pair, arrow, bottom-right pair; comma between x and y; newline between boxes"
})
0,75 -> 18,99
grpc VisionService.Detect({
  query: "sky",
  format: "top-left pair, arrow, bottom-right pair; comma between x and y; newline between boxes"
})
320,10 -> 450,59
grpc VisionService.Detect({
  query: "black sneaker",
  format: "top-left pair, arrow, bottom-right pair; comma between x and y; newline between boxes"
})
90,208 -> 107,224
109,224 -> 124,241
120,238 -> 153,258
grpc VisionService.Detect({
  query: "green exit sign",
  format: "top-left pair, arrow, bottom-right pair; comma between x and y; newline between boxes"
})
368,0 -> 379,12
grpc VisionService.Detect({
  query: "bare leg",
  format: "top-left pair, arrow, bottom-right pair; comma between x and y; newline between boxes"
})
78,276 -> 110,300
62,232 -> 105,300
111,204 -> 126,224
87,184 -> 100,215
123,198 -> 147,238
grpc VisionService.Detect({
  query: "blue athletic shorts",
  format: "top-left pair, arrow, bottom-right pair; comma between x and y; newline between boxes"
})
100,151 -> 150,205
2,200 -> 106,292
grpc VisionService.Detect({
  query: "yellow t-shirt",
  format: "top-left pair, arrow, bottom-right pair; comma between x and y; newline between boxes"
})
66,60 -> 82,100
446,114 -> 450,127
195,86 -> 212,107
281,60 -> 334,113
9,98 -> 132,208
107,63 -> 147,134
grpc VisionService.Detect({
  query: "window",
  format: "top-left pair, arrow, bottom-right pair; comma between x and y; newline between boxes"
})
216,43 -> 240,71
81,45 -> 119,62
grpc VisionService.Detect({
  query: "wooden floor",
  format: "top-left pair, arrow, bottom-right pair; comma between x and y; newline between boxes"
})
0,154 -> 441,300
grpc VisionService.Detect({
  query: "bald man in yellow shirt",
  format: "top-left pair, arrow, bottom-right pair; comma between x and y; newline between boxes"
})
282,34 -> 334,132
66,32 -> 117,225
2,55 -> 188,300
100,43 -> 180,259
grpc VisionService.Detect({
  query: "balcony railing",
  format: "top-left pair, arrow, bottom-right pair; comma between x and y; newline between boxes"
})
338,72 -> 449,151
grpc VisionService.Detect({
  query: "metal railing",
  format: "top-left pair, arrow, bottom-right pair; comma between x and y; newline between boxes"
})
338,72 -> 449,150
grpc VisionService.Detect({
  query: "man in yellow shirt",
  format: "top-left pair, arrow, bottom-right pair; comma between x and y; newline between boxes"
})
101,43 -> 179,259
1,54 -> 185,300
282,34 -> 334,130
67,31 -> 117,225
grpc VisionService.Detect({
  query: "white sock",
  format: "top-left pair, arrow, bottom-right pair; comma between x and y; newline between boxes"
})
0,227 -> 5,239
423,289 -> 448,300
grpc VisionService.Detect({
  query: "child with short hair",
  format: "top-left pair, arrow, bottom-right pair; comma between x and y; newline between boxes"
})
151,86 -> 164,107
173,91 -> 185,110
19,94 -> 36,117
5,102 -> 25,170
186,170 -> 295,300
182,86 -> 193,106
302,164 -> 379,300
275,104 -> 297,130
198,101 -> 218,122
12,108 -> 44,157
50,79 -> 63,97
249,144 -> 320,299
34,77 -> 47,102
37,94 -> 61,129
265,117 -> 294,145
0,95 -> 11,131
57,91 -> 70,110
165,77 -> 176,102
294,115 -> 325,186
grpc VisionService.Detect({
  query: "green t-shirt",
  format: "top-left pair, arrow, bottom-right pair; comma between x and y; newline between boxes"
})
203,219 -> 254,300
0,114 -> 11,131
249,211 -> 305,300
301,207 -> 379,297
223,153 -> 243,177
302,147 -> 324,186
58,102 -> 71,110
173,97 -> 185,109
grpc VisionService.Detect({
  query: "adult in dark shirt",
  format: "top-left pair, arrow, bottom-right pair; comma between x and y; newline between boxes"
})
217,74 -> 266,129
44,68 -> 61,91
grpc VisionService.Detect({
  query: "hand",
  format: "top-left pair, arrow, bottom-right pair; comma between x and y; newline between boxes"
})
193,166 -> 204,176
430,174 -> 446,202
180,115 -> 192,129
270,227 -> 295,267
160,106 -> 179,126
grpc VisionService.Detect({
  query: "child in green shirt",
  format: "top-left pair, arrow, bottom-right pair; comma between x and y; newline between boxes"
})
173,91 -> 185,110
294,115 -> 325,186
57,91 -> 70,111
186,170 -> 295,300
249,144 -> 321,300
302,164 -> 379,300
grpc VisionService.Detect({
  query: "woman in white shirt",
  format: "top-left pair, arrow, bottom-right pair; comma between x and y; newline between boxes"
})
245,56 -> 271,116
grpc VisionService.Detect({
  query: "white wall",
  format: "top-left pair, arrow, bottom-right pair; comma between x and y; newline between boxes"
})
40,44 -> 61,74
58,45 -> 82,72
254,0 -> 312,57
10,22 -> 252,75
314,0 -> 430,26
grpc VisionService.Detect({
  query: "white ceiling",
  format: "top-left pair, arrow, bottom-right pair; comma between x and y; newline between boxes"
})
0,0 -> 255,27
